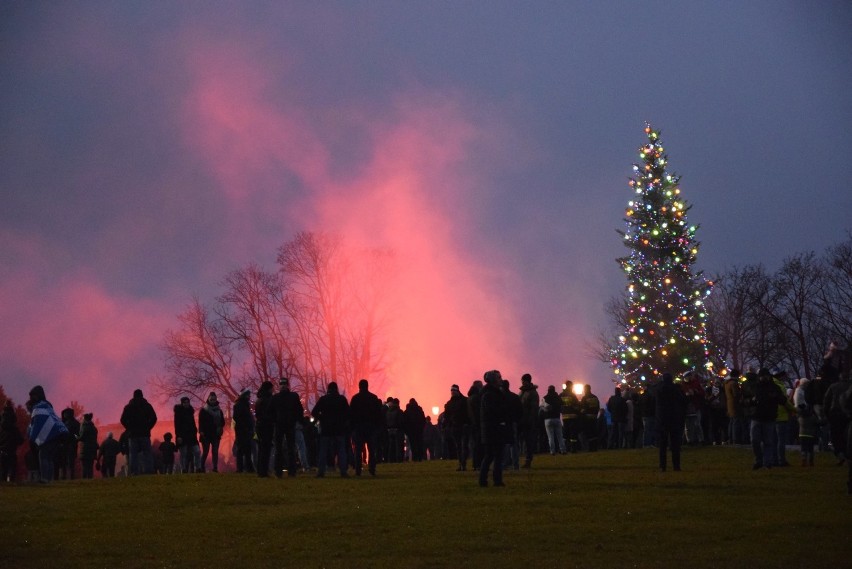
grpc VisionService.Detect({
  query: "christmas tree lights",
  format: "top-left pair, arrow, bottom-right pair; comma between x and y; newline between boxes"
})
611,124 -> 715,388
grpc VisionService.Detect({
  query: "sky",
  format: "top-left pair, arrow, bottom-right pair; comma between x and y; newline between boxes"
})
1,2 -> 851,423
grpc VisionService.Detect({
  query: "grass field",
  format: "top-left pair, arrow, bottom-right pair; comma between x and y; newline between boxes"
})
1,445 -> 848,569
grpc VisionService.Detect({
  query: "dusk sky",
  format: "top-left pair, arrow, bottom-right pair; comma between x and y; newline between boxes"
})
2,3 -> 851,423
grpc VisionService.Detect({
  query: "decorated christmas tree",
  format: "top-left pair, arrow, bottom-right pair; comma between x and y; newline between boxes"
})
610,124 -> 715,388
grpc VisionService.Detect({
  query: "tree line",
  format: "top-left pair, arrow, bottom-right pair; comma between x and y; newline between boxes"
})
706,233 -> 852,380
153,231 -> 395,408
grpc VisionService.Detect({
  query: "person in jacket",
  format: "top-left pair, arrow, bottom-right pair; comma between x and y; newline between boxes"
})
656,373 -> 688,471
350,379 -> 383,476
793,378 -> 818,467
198,392 -> 225,473
467,381 -> 484,470
232,388 -> 255,473
444,384 -> 470,471
502,380 -> 523,470
639,380 -> 657,448
27,385 -> 69,483
606,387 -> 628,450
120,389 -> 157,475
479,370 -> 510,487
824,372 -> 852,466
272,377 -> 305,477
254,381 -> 275,477
724,370 -> 744,444
97,432 -> 121,477
404,398 -> 426,462
78,413 -> 99,479
0,400 -> 24,482
174,396 -> 202,474
560,381 -> 581,453
518,374 -> 540,467
57,407 -> 80,480
750,368 -> 785,469
541,385 -> 564,455
312,381 -> 351,478
385,397 -> 404,463
771,371 -> 795,467
158,433 -> 177,474
579,384 -> 601,451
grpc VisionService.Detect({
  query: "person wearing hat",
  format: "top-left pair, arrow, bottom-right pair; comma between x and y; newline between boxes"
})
78,412 -> 99,479
174,396 -> 201,474
444,384 -> 470,471
232,388 -> 255,473
272,377 -> 305,477
26,385 -> 69,483
478,370 -> 510,487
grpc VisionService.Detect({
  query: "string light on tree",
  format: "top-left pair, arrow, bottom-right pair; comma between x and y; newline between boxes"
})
609,124 -> 718,388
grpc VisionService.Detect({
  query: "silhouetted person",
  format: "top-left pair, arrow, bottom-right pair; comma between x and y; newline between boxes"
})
404,398 -> 426,461
272,377 -> 304,477
656,373 -> 688,472
97,432 -> 121,478
254,381 -> 275,477
579,384 -> 601,451
78,413 -> 99,479
479,370 -> 511,487
0,400 -> 24,482
199,392 -> 225,473
312,382 -> 351,478
233,389 -> 255,473
174,396 -> 201,473
444,384 -> 470,471
159,433 -> 177,474
58,407 -> 80,480
750,368 -> 785,469
385,398 -> 404,463
120,389 -> 157,475
350,379 -> 383,476
560,380 -> 580,453
468,381 -> 484,469
26,385 -> 69,483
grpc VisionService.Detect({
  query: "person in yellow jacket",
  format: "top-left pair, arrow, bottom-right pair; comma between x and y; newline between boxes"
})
772,369 -> 796,467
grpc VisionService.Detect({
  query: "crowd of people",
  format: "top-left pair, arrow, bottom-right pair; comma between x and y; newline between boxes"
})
2,342 -> 851,492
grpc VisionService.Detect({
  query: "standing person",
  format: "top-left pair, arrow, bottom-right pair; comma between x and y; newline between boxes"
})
681,372 -> 704,445
444,384 -> 470,471
560,381 -> 581,453
385,398 -> 404,463
404,398 -> 426,462
312,382 -> 351,478
725,370 -> 744,445
58,408 -> 80,480
502,380 -> 523,470
579,384 -> 601,452
350,379 -> 383,476
272,377 -> 304,478
656,373 -> 688,472
541,385 -> 564,455
793,378 -> 818,467
26,385 -> 69,484
639,381 -> 657,448
174,397 -> 201,474
479,370 -> 510,488
254,381 -> 275,478
159,433 -> 177,474
232,389 -> 255,473
518,374 -> 540,468
750,368 -> 785,470
467,381 -> 484,470
824,372 -> 852,466
606,387 -> 628,450
772,371 -> 795,467
198,392 -> 225,473
78,413 -> 99,479
0,400 -> 24,482
623,389 -> 635,448
120,389 -> 157,475
97,432 -> 120,478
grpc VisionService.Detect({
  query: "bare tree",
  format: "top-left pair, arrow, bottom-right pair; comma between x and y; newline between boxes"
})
154,297 -> 235,403
817,233 -> 852,344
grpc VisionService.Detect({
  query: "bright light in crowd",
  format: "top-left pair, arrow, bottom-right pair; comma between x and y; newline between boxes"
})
432,406 -> 440,416
572,383 -> 585,396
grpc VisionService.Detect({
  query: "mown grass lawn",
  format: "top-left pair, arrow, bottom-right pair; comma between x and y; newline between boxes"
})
1,446 -> 847,569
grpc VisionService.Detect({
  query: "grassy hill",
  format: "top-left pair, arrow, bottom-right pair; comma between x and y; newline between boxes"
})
1,446 -> 846,568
